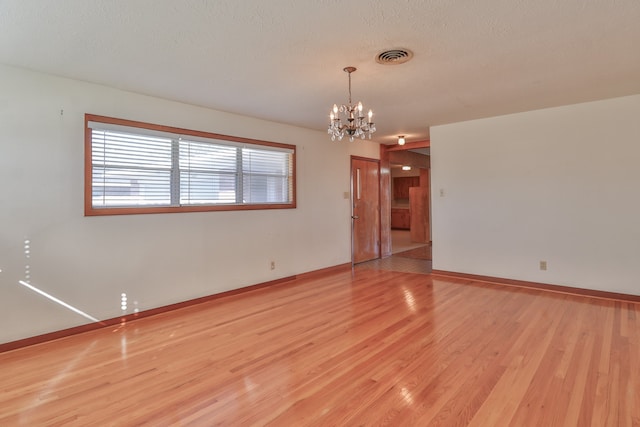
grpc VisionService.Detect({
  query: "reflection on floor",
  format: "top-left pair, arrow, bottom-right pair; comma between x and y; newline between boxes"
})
356,229 -> 432,275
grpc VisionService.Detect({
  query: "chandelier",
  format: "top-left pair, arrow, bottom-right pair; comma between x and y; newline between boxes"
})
328,66 -> 376,142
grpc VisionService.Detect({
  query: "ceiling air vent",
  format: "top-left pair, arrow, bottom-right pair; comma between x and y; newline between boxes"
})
376,48 -> 414,65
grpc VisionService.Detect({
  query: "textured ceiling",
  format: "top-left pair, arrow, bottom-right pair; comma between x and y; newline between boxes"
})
1,0 -> 639,144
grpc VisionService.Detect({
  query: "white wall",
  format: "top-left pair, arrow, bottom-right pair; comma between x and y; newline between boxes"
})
0,64 -> 379,344
431,94 -> 640,295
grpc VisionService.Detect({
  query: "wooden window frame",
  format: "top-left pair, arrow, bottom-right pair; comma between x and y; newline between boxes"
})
85,114 -> 296,216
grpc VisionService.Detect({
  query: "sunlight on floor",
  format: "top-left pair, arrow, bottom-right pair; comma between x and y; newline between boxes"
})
391,229 -> 428,254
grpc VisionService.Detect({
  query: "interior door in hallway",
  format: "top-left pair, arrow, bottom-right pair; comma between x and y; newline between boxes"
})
351,156 -> 380,263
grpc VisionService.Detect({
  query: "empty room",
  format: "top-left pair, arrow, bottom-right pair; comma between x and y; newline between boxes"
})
1,1 -> 640,425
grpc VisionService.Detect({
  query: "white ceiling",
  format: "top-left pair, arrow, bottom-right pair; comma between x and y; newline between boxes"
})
1,0 -> 639,144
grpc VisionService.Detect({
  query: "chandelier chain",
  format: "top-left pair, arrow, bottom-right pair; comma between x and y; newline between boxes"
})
348,70 -> 352,105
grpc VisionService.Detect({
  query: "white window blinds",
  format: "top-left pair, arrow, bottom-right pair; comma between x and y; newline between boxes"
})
89,121 -> 294,210
242,148 -> 293,204
91,130 -> 173,207
179,140 -> 238,205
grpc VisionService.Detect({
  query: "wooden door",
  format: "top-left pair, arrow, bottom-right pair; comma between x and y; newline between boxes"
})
351,157 -> 380,263
410,167 -> 431,243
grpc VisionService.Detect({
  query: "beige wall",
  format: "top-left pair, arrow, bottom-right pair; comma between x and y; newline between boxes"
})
0,64 -> 379,344
431,94 -> 640,295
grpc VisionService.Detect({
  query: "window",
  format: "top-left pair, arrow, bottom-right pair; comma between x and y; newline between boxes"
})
85,114 -> 296,215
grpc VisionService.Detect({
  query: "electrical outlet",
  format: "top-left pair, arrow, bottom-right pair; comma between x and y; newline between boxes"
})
439,188 -> 445,197
539,261 -> 547,271
270,261 -> 275,270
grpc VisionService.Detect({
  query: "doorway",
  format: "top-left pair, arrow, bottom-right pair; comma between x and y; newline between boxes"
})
351,156 -> 380,264
379,141 -> 431,258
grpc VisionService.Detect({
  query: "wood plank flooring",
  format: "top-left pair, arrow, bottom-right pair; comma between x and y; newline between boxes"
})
1,268 -> 639,426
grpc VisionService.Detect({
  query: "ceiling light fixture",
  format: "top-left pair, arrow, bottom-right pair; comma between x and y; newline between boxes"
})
328,67 -> 376,142
398,135 -> 406,145
402,166 -> 411,171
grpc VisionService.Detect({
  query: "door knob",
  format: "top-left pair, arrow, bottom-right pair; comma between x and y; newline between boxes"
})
352,215 -> 359,219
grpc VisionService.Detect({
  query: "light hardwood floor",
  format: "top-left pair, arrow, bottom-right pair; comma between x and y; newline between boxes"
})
1,268 -> 639,426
